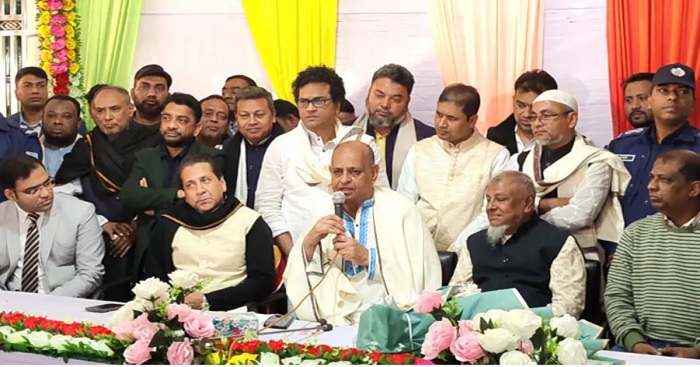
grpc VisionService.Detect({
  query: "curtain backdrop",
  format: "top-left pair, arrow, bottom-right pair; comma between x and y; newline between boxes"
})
607,0 -> 700,135
78,0 -> 143,129
427,0 -> 544,133
242,0 -> 338,103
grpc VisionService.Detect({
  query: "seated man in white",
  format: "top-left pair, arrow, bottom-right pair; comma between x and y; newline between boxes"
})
450,171 -> 586,318
0,155 -> 104,297
146,153 -> 276,311
284,141 -> 441,325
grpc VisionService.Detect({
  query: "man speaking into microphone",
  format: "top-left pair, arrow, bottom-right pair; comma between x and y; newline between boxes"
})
284,141 -> 441,325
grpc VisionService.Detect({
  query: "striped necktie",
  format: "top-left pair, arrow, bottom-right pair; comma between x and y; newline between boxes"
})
21,213 -> 40,293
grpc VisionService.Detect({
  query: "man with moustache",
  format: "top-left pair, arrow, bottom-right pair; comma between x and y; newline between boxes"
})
222,75 -> 257,136
608,63 -> 700,226
55,86 -> 161,300
196,95 -> 230,149
397,84 -> 509,251
145,153 -> 275,311
487,69 -> 558,155
222,86 -> 284,209
120,93 -> 223,280
455,90 -> 629,264
349,64 -> 434,188
256,66 -> 388,257
8,67 -> 49,136
450,171 -> 586,318
284,141 -> 440,325
621,73 -> 655,129
131,64 -> 172,129
40,96 -> 82,176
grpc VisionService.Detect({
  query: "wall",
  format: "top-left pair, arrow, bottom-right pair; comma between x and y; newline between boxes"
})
131,0 -> 613,144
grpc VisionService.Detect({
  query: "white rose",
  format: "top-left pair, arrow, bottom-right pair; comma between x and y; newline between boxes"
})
131,278 -> 170,305
260,352 -> 281,365
549,314 -> 580,339
168,270 -> 200,290
24,330 -> 51,348
499,350 -> 536,365
0,325 -> 16,337
88,339 -> 114,356
108,300 -> 145,327
70,337 -> 94,347
555,338 -> 587,365
502,310 -> 542,339
478,328 -> 518,354
474,309 -> 509,328
49,335 -> 72,351
6,329 -> 29,344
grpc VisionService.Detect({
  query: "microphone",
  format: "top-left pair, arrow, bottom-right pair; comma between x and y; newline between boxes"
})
332,192 -> 345,219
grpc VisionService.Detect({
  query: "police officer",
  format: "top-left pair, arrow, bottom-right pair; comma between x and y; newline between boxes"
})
609,63 -> 698,226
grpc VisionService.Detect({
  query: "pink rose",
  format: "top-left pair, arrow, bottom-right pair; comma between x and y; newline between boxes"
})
112,322 -> 135,342
51,38 -> 66,51
167,340 -> 195,365
47,0 -> 63,11
413,359 -> 436,365
166,303 -> 193,322
421,318 -> 456,360
131,314 -> 160,341
123,339 -> 154,365
50,14 -> 66,25
517,339 -> 534,355
183,311 -> 215,338
414,290 -> 443,314
50,25 -> 65,38
450,332 -> 485,363
458,320 -> 479,335
50,63 -> 68,74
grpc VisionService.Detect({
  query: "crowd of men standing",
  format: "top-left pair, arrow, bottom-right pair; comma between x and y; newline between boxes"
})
0,60 -> 699,359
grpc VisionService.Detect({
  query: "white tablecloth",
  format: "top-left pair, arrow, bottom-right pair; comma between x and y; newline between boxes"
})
1,292 -> 698,365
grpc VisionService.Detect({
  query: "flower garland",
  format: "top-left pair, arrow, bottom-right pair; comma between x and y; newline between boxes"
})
36,0 -> 83,102
0,312 -> 125,363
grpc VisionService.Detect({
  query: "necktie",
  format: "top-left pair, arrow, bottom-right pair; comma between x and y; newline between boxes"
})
21,213 -> 40,293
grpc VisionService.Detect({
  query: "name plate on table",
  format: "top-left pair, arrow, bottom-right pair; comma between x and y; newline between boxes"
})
207,312 -> 259,337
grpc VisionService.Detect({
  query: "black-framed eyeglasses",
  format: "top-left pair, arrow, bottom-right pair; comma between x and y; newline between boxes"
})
16,177 -> 55,196
529,111 -> 573,123
298,97 -> 332,109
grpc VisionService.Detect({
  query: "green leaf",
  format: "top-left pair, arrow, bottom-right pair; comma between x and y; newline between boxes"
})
531,328 -> 546,350
149,329 -> 168,348
480,318 -> 489,332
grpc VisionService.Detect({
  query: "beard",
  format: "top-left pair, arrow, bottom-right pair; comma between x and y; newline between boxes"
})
486,225 -> 509,247
367,111 -> 405,129
43,131 -> 78,148
135,99 -> 164,119
164,135 -> 195,148
535,134 -> 564,147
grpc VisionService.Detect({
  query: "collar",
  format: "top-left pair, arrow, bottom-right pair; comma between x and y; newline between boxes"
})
439,130 -> 483,152
343,197 -> 375,221
14,202 -> 45,224
19,112 -> 41,129
41,134 -> 82,149
300,120 -> 341,145
643,122 -> 696,145
159,141 -> 193,160
664,209 -> 700,229
244,134 -> 272,147
540,137 -> 576,165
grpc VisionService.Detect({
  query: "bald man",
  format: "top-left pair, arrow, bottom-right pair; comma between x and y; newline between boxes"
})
450,171 -> 586,317
455,90 -> 630,264
284,141 -> 441,325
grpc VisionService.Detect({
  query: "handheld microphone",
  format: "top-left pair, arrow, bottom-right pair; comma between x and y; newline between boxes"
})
332,192 -> 345,219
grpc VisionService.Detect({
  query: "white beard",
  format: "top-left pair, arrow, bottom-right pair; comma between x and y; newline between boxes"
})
486,225 -> 509,247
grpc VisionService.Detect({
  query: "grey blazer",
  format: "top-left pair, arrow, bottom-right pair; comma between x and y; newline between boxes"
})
0,194 -> 104,297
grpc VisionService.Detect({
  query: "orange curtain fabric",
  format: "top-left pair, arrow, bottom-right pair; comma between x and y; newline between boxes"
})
607,0 -> 700,135
427,0 -> 544,133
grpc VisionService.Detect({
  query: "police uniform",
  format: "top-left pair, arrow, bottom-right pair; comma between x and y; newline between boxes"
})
608,62 -> 698,226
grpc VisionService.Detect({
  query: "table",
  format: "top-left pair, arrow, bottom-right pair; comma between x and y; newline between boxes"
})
1,292 -> 698,365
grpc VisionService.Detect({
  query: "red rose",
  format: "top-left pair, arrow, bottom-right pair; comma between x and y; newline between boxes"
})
38,319 -> 61,332
369,352 -> 385,363
388,353 -> 412,365
60,322 -> 83,336
1,313 -> 25,325
306,346 -> 321,358
89,326 -> 114,337
53,85 -> 70,95
23,316 -> 45,330
319,345 -> 333,355
55,72 -> 69,84
267,339 -> 286,353
241,340 -> 262,354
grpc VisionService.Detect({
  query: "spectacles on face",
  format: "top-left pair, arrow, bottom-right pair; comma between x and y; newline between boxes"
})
16,177 -> 55,196
529,111 -> 572,123
298,97 -> 332,109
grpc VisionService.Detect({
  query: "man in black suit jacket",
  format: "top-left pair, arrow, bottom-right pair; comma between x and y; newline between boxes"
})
223,86 -> 285,209
486,70 -> 558,155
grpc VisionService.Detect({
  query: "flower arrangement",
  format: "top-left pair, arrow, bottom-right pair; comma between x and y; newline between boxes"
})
0,312 -> 122,363
110,270 -> 214,365
203,338 -> 418,365
415,290 -> 590,365
36,0 -> 83,102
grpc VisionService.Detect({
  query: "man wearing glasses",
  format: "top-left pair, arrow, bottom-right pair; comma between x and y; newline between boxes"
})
454,90 -> 629,265
256,66 -> 388,257
0,155 -> 104,297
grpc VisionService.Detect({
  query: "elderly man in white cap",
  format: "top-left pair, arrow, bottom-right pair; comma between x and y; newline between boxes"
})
453,90 -> 630,264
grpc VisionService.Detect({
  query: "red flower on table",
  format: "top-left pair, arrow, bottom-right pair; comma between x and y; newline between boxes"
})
60,322 -> 83,336
38,319 -> 62,332
388,353 -> 413,365
305,345 -> 322,358
23,316 -> 47,330
1,313 -> 25,325
89,325 -> 114,337
369,351 -> 386,363
267,339 -> 286,353
240,340 -> 262,354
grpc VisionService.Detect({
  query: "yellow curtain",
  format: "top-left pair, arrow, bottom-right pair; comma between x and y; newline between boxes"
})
427,0 -> 544,133
242,0 -> 338,102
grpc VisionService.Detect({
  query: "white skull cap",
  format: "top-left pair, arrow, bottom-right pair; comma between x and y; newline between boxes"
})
533,89 -> 579,113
